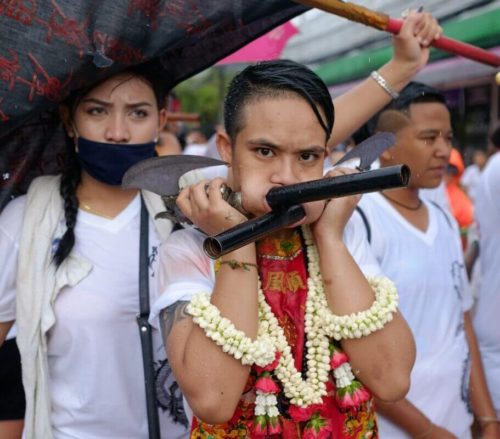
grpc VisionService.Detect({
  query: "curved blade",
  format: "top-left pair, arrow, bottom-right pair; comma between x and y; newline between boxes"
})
122,155 -> 227,195
334,132 -> 395,171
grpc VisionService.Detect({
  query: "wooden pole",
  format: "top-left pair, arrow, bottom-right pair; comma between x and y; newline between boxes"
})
295,0 -> 500,67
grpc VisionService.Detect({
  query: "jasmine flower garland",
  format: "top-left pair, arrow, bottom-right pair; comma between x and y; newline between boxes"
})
186,225 -> 399,411
186,293 -> 277,367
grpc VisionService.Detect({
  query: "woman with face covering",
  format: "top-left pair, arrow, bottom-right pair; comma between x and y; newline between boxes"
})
0,69 -> 189,439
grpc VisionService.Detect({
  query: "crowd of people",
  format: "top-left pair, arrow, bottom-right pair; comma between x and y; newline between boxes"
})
0,8 -> 499,439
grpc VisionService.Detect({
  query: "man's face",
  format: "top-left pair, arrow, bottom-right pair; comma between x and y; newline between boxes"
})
219,95 -> 327,223
383,102 -> 453,189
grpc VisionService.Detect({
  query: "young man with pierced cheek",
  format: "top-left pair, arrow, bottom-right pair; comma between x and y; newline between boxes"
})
151,60 -> 416,438
151,10 -> 445,436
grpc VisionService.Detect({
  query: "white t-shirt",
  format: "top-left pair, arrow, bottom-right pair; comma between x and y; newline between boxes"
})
352,192 -> 473,439
461,164 -> 482,202
151,222 -> 382,325
473,151 -> 500,411
420,180 -> 451,212
0,195 -> 188,439
183,144 -> 207,157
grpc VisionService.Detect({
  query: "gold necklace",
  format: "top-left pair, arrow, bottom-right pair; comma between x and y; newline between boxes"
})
80,202 -> 115,219
381,192 -> 422,211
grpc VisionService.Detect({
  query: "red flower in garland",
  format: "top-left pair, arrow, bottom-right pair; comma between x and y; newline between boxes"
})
336,380 -> 371,408
303,412 -> 333,439
267,415 -> 282,435
252,415 -> 268,437
255,373 -> 281,393
251,414 -> 282,437
330,349 -> 349,369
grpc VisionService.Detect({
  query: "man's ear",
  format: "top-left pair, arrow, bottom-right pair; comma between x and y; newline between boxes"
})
216,129 -> 233,165
380,144 -> 395,162
59,105 -> 74,138
376,110 -> 409,163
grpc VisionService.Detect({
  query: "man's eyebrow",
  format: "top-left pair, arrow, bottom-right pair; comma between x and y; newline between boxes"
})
246,139 -> 325,153
299,145 -> 326,153
246,138 -> 281,149
417,128 -> 452,135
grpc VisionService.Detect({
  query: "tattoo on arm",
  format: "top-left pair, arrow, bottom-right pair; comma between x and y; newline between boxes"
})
160,301 -> 190,342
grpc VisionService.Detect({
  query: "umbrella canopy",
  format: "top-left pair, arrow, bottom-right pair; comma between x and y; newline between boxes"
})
0,0 -> 307,209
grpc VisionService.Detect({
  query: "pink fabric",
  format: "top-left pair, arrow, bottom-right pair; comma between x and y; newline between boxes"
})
218,21 -> 298,64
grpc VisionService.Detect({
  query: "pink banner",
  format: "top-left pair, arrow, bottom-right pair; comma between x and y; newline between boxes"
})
218,21 -> 298,64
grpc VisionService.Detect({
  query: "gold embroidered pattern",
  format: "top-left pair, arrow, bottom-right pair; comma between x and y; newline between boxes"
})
265,270 -> 305,293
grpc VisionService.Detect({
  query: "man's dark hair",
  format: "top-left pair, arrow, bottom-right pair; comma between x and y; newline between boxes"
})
223,60 -> 334,143
355,82 -> 446,143
386,81 -> 446,112
490,122 -> 500,149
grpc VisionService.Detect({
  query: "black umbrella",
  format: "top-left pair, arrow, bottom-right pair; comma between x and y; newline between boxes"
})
0,0 -> 307,209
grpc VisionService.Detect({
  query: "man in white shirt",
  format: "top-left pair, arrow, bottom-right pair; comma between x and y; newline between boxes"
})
350,82 -> 499,439
473,123 -> 500,420
461,149 -> 488,203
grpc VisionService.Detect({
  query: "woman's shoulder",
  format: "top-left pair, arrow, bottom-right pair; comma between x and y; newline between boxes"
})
166,226 -> 205,248
0,195 -> 27,223
162,226 -> 210,262
0,195 -> 27,243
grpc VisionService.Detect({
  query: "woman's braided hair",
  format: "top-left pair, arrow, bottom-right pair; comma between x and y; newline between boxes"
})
53,136 -> 81,267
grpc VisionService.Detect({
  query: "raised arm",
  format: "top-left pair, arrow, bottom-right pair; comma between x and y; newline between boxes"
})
329,11 -> 442,147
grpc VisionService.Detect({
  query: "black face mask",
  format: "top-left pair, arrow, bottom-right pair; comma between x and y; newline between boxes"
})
76,136 -> 156,185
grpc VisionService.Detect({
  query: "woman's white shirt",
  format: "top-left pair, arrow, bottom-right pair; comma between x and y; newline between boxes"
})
0,194 -> 188,439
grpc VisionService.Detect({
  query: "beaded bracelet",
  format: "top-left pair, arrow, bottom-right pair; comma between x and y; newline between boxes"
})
220,259 -> 257,271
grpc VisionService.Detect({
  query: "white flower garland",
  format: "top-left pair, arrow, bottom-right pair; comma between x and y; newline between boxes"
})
187,293 -> 276,367
186,225 -> 399,408
333,363 -> 356,389
302,228 -> 399,341
254,391 -> 280,417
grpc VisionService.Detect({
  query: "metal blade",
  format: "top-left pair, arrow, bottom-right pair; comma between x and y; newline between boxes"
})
333,132 -> 395,171
122,155 -> 227,195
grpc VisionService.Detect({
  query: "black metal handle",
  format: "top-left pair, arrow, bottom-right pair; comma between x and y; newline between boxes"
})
203,165 -> 411,259
203,204 -> 306,259
266,164 -> 410,209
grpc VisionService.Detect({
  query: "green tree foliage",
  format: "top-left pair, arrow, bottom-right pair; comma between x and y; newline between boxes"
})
174,67 -> 237,130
